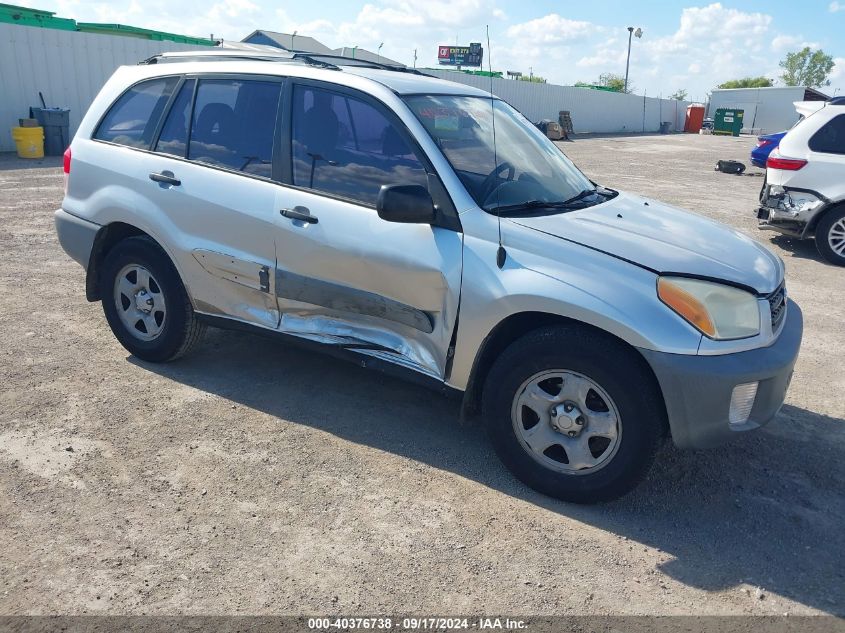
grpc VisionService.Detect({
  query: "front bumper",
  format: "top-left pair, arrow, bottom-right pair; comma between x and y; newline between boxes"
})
55,208 -> 99,270
639,300 -> 803,449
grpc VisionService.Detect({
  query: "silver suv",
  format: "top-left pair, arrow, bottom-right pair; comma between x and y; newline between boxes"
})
55,50 -> 802,502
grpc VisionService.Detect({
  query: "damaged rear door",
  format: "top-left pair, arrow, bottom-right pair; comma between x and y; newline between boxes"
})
271,80 -> 463,380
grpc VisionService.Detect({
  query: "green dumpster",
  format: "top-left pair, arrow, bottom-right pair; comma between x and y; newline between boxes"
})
713,108 -> 744,136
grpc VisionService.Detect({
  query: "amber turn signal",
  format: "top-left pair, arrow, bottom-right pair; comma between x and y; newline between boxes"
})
657,277 -> 716,337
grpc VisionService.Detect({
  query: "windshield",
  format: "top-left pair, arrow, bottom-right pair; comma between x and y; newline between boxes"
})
404,95 -> 598,213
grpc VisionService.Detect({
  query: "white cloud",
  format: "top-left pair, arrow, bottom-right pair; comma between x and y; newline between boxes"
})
506,14 -> 594,43
830,57 -> 845,81
830,1 -> 845,12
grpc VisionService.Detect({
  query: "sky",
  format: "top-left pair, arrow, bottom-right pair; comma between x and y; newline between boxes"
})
16,0 -> 845,101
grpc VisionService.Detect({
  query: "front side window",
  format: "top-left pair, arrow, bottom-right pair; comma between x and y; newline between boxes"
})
95,77 -> 179,148
404,95 -> 597,213
809,114 -> 845,155
188,79 -> 282,178
291,85 -> 429,206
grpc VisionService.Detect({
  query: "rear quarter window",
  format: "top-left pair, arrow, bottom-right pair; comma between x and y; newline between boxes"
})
809,113 -> 845,155
94,77 -> 179,148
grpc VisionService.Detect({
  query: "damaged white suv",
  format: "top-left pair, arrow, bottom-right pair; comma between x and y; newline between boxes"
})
55,50 -> 802,502
759,97 -> 845,265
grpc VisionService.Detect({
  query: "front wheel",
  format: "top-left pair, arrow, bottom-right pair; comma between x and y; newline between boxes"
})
815,206 -> 845,266
482,325 -> 666,503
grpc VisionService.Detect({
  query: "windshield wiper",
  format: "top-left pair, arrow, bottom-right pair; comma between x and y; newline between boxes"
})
489,189 -> 599,214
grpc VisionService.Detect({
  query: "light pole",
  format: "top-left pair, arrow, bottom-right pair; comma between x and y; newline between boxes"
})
377,42 -> 383,64
290,30 -> 297,51
624,26 -> 642,93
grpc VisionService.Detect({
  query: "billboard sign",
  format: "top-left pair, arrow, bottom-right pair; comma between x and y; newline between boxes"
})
437,42 -> 483,67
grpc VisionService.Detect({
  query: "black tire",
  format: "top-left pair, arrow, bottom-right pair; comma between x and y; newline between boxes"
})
100,236 -> 205,362
814,206 -> 845,266
482,325 -> 666,503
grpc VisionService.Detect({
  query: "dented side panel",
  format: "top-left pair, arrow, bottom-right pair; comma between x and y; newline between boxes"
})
272,188 -> 462,378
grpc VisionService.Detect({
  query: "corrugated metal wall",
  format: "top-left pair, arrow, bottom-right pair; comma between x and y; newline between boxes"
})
0,23 -> 205,152
708,87 -> 805,135
426,69 -> 691,134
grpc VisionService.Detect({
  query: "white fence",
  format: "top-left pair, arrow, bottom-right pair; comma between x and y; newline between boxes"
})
426,69 -> 691,134
0,23 -> 206,153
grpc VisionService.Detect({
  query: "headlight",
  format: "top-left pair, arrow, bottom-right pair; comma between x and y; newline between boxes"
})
657,276 -> 760,340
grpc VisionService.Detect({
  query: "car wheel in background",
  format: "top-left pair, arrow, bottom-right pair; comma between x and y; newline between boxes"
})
815,206 -> 845,266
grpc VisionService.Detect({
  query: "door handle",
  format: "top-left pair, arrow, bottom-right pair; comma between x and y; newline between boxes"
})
149,171 -> 181,186
280,206 -> 318,224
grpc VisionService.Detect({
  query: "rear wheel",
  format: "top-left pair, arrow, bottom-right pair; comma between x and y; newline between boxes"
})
815,207 -> 845,266
100,236 -> 205,362
482,325 -> 665,503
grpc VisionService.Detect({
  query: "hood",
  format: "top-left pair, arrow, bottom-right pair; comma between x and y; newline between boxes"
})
511,192 -> 783,295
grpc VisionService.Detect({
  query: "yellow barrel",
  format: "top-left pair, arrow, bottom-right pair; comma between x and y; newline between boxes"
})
11,126 -> 45,159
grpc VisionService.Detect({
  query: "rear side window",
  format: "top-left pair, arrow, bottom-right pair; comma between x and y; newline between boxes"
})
809,114 -> 845,155
291,85 -> 429,206
188,79 -> 281,178
95,77 -> 179,148
155,79 -> 195,158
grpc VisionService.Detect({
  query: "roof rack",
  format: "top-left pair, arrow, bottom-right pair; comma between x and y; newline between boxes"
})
140,49 -> 431,76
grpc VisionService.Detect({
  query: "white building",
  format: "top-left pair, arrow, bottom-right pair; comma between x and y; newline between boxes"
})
708,86 -> 828,135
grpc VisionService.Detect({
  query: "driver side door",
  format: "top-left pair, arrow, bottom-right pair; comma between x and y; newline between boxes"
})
271,81 -> 463,381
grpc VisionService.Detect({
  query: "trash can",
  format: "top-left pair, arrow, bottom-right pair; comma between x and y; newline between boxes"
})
659,121 -> 671,134
29,107 -> 70,156
11,126 -> 44,159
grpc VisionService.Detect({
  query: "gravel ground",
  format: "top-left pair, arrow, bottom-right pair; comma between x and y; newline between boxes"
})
0,133 -> 843,617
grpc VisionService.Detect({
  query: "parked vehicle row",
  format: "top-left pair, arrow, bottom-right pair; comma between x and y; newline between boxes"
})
55,50 -> 802,502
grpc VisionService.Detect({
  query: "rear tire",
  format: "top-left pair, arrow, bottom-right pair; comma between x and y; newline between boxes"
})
482,325 -> 665,503
100,236 -> 205,362
815,206 -> 845,266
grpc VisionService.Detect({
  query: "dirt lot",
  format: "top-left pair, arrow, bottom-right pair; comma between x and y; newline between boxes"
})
0,133 -> 843,617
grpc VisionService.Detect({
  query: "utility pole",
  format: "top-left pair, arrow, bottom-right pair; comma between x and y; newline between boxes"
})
290,30 -> 297,51
624,26 -> 642,93
413,48 -> 417,68
377,42 -> 383,64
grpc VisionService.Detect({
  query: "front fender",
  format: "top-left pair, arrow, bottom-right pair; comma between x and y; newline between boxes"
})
448,230 -> 702,391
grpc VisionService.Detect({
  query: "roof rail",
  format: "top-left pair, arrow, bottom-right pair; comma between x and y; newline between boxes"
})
829,96 -> 845,106
139,48 -> 430,76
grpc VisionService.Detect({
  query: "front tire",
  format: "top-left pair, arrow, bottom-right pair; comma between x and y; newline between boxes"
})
815,206 -> 845,266
100,236 -> 205,362
482,325 -> 666,503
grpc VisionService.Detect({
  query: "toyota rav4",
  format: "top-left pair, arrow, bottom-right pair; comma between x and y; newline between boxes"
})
55,50 -> 803,502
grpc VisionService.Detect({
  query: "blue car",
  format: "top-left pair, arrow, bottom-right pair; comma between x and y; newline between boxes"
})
750,131 -> 786,168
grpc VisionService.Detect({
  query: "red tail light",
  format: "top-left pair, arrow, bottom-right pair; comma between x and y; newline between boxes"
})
766,155 -> 807,170
63,146 -> 71,195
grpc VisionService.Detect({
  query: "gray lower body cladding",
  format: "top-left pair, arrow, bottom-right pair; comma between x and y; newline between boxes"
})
639,300 -> 803,449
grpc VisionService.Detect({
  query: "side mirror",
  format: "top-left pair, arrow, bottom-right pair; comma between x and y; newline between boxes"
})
377,184 -> 435,224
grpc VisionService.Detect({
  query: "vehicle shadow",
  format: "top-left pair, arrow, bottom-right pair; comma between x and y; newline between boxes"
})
132,327 -> 845,615
769,234 -> 830,265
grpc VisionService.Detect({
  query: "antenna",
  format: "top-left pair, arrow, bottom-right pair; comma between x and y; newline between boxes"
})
486,25 -> 506,269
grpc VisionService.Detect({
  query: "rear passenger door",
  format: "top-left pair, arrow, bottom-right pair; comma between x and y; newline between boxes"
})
271,81 -> 463,380
141,74 -> 284,329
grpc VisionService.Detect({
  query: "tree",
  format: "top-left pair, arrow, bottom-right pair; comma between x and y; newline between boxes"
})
669,88 -> 688,101
779,47 -> 834,87
717,76 -> 773,89
518,74 -> 547,84
599,73 -> 631,93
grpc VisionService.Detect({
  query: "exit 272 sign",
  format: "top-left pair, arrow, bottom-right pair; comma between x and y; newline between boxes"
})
437,43 -> 483,67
